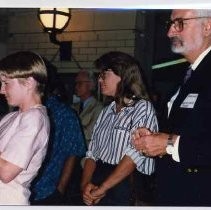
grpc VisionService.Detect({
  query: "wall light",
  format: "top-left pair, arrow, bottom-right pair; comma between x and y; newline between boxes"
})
38,8 -> 72,61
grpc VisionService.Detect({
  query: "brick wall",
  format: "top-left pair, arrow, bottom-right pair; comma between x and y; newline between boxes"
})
7,9 -> 138,73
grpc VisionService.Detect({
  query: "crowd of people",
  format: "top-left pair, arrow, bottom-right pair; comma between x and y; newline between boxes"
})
0,9 -> 210,206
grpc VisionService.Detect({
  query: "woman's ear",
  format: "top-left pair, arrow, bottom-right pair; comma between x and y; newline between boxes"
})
26,77 -> 37,90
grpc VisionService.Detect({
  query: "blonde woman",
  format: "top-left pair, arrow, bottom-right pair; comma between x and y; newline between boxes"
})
0,51 -> 50,205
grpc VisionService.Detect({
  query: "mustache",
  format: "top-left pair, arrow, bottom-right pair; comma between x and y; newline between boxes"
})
170,36 -> 183,44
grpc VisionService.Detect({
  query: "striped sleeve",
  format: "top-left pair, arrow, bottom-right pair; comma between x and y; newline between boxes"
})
86,107 -> 107,161
125,100 -> 158,175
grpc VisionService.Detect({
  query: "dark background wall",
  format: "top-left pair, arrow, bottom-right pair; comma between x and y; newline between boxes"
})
0,9 -> 189,107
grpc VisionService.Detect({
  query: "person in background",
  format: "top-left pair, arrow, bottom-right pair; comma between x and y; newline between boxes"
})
0,94 -> 9,120
132,9 -> 211,206
81,51 -> 158,206
72,70 -> 103,148
30,59 -> 86,205
0,51 -> 50,205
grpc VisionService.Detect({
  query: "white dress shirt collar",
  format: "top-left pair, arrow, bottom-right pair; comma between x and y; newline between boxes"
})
191,45 -> 211,70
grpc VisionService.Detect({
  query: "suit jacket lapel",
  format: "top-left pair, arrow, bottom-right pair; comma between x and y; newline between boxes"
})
168,51 -> 211,120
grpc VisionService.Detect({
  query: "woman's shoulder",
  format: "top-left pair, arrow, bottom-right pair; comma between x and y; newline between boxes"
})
103,101 -> 115,112
134,98 -> 153,108
21,105 -> 48,121
96,101 -> 114,117
0,111 -> 18,123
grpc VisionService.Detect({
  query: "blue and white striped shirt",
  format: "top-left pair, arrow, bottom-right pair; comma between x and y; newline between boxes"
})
86,99 -> 158,175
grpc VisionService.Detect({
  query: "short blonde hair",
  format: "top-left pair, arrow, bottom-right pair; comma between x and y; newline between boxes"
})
0,51 -> 47,96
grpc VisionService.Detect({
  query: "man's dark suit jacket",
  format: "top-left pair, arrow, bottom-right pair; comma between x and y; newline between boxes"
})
156,50 -> 211,206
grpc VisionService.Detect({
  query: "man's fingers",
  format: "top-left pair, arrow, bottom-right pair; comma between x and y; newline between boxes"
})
83,197 -> 93,206
136,127 -> 152,136
132,128 -> 151,142
93,198 -> 102,205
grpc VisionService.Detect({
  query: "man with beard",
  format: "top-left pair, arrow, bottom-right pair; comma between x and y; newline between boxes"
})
132,9 -> 211,206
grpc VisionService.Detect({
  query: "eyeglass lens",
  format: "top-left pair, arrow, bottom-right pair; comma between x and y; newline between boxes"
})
166,18 -> 184,32
166,16 -> 210,33
98,69 -> 112,80
98,72 -> 106,80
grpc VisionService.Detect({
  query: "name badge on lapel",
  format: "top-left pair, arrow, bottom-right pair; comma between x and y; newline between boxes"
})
180,93 -> 198,108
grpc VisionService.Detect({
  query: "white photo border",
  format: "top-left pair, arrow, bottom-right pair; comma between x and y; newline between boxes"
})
0,0 -> 211,9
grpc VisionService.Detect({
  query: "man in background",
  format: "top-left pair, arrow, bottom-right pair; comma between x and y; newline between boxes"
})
72,70 -> 103,148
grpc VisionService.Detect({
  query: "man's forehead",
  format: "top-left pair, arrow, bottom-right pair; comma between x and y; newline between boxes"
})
171,9 -> 196,19
76,74 -> 88,81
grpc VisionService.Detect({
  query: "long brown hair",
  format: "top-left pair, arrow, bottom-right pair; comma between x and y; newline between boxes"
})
94,51 -> 148,107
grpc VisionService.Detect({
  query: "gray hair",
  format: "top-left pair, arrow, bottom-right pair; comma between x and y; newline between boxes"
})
86,70 -> 96,92
195,10 -> 211,17
76,69 -> 97,92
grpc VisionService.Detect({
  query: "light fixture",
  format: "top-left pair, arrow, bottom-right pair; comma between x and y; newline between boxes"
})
38,8 -> 72,61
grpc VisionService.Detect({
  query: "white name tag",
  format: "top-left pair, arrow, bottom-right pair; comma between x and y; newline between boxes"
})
180,93 -> 198,108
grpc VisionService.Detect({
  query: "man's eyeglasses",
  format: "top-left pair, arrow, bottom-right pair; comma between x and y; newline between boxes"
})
166,16 -> 210,32
75,81 -> 90,86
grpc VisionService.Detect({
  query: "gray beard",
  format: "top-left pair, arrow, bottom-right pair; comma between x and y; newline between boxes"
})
171,45 -> 185,53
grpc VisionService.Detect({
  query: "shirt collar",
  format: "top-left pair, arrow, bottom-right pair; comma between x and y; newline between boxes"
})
83,96 -> 94,108
109,101 -> 134,114
191,46 -> 211,70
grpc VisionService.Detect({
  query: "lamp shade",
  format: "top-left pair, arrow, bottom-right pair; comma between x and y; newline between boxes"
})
38,8 -> 71,33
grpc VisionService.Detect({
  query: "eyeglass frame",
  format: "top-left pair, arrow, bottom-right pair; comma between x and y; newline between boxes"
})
166,16 -> 210,32
75,80 -> 91,86
98,69 -> 113,80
